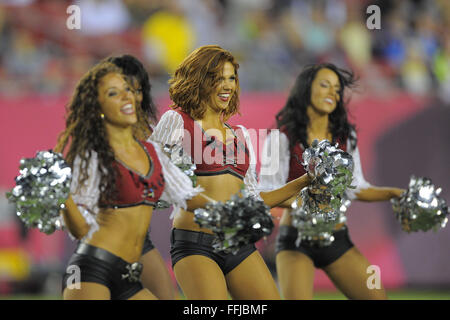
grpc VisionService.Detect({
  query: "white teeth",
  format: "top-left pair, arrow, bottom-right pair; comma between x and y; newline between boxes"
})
218,94 -> 230,98
325,98 -> 334,104
121,103 -> 133,111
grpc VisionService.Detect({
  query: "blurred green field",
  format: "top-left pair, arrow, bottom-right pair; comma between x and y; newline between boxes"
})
313,290 -> 450,300
2,290 -> 450,300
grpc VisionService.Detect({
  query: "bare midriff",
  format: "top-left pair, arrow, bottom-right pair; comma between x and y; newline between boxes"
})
86,205 -> 153,262
173,174 -> 245,234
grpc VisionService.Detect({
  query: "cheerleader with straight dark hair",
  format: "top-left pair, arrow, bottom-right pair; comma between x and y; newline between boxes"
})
259,63 -> 405,300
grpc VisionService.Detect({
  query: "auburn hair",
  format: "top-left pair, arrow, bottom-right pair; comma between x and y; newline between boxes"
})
168,45 -> 240,121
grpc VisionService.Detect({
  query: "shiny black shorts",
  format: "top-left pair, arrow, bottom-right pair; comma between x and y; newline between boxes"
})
141,232 -> 156,255
275,225 -> 354,268
170,229 -> 257,275
62,243 -> 144,300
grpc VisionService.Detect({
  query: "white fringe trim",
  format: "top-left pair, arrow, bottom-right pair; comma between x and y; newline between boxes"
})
77,206 -> 100,242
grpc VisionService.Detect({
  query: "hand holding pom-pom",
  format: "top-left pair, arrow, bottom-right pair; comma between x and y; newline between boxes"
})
193,189 -> 274,254
6,150 -> 71,234
291,139 -> 354,246
391,176 -> 449,233
164,143 -> 197,187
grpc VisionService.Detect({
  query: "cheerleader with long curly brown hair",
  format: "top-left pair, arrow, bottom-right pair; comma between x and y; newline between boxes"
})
56,60 -> 212,300
150,45 -> 312,299
106,54 -> 177,300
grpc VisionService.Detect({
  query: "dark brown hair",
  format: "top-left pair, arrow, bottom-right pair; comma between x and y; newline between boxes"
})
55,61 -> 147,205
276,63 -> 357,149
169,45 -> 240,121
105,54 -> 157,139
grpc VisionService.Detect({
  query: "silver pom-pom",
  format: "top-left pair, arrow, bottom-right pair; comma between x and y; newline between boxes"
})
152,143 -> 197,211
291,139 -> 354,246
154,200 -> 171,210
193,189 -> 274,254
164,143 -> 197,187
391,176 -> 449,232
6,150 -> 71,234
302,139 -> 354,200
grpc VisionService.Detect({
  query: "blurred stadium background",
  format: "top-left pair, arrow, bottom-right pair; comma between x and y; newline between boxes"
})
0,0 -> 449,300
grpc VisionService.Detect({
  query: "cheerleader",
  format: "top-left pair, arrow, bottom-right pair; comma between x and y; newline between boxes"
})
107,54 -> 175,300
56,60 -> 211,299
259,63 -> 405,300
150,45 -> 312,299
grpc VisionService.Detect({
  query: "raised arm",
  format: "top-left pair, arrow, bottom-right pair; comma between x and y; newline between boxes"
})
260,173 -> 311,208
186,193 -> 217,212
257,130 -> 300,208
355,186 -> 405,202
347,143 -> 405,202
238,127 -> 311,208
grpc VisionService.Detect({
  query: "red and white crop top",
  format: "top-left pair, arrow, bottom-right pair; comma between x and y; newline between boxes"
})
149,109 -> 261,199
69,140 -> 202,241
100,140 -> 165,209
258,129 -> 371,200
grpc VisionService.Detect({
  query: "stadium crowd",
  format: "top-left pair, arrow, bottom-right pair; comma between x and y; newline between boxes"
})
0,0 -> 449,101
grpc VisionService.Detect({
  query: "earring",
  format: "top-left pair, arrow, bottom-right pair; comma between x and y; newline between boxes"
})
100,113 -> 105,119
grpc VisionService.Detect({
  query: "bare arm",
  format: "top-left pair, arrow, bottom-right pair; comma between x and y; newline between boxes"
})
355,186 -> 405,202
61,195 -> 90,240
276,194 -> 300,208
272,186 -> 404,209
186,193 -> 216,212
63,190 -> 216,238
260,173 -> 311,208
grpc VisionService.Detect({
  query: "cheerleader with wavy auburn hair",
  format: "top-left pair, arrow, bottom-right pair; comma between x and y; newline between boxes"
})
168,44 -> 241,121
150,45 -> 313,299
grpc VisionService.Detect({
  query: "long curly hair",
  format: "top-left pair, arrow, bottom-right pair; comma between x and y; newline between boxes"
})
168,45 -> 240,121
105,54 -> 157,139
276,63 -> 357,149
55,61 -> 141,205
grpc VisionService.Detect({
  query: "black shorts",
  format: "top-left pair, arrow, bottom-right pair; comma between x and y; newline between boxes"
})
170,228 -> 257,275
275,225 -> 354,268
62,243 -> 144,300
141,232 -> 156,255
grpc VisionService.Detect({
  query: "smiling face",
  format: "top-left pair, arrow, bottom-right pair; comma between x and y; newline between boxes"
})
207,61 -> 236,113
97,72 -> 137,127
309,68 -> 341,115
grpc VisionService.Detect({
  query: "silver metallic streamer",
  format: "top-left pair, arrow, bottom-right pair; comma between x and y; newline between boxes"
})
6,150 -> 71,234
391,176 -> 449,233
193,189 -> 274,254
154,199 -> 171,210
164,143 -> 197,187
152,143 -> 199,210
291,139 -> 354,246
